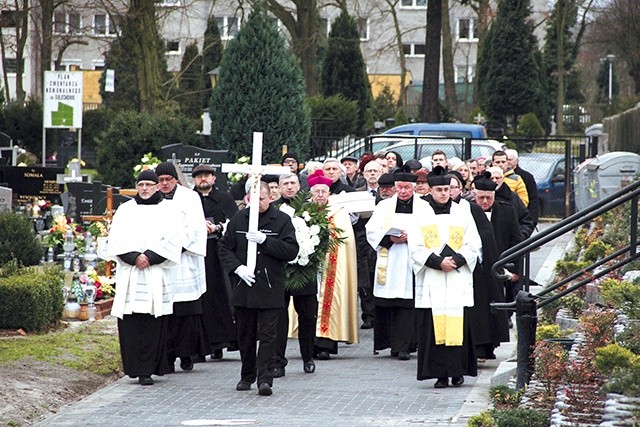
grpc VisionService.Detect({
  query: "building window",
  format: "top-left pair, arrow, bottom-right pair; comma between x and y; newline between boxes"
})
94,13 -> 118,36
0,10 -> 19,28
54,12 -> 82,35
457,18 -> 478,41
164,39 -> 180,54
357,18 -> 369,41
400,0 -> 427,8
4,58 -> 20,74
455,65 -> 475,83
216,16 -> 240,40
155,0 -> 180,6
402,43 -> 426,57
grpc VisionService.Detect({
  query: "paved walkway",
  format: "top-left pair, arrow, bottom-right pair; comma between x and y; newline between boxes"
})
36,222 -> 570,427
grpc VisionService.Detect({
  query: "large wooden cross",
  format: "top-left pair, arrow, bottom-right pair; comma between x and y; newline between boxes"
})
221,132 -> 290,272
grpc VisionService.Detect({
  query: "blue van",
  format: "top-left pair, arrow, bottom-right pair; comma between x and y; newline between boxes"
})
382,123 -> 488,139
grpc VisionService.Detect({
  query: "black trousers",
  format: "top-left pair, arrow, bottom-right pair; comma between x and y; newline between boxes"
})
359,270 -> 376,323
373,305 -> 415,353
235,306 -> 279,387
275,293 -> 317,368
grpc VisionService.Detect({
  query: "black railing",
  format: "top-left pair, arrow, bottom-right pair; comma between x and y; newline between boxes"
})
490,179 -> 640,389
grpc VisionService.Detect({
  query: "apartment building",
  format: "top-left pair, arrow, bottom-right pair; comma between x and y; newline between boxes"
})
0,0 -> 549,112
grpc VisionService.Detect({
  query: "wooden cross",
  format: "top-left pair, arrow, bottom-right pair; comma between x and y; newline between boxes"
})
221,132 -> 291,272
82,187 -> 115,276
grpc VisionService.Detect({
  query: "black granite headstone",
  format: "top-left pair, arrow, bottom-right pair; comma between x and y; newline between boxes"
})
64,181 -> 129,224
0,166 -> 64,206
160,144 -> 230,192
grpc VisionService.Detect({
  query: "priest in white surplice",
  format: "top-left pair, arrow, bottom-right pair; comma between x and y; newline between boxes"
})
107,170 -> 182,385
366,169 -> 431,361
408,166 -> 481,389
155,162 -> 208,371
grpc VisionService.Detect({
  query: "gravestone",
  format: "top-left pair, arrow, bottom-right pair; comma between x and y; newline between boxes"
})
63,181 -> 129,223
161,144 -> 230,192
0,186 -> 12,212
0,166 -> 64,206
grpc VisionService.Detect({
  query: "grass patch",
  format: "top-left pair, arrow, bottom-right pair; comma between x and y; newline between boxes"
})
0,321 -> 121,376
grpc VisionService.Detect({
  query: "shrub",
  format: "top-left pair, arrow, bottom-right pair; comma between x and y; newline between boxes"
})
595,343 -> 638,376
533,340 -> 568,397
95,109 -> 200,188
583,240 -> 613,263
489,385 -> 523,410
601,362 -> 640,398
517,113 -> 545,138
536,323 -> 563,340
0,211 -> 43,267
306,94 -> 358,138
467,410 -> 494,427
0,264 -> 64,332
600,278 -> 640,319
618,322 -> 640,354
554,260 -> 589,279
560,294 -> 586,318
490,408 -> 548,427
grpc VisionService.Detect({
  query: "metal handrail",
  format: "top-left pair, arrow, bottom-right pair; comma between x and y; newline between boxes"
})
489,178 -> 640,388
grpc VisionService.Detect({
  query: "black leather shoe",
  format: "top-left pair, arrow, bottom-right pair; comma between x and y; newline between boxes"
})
360,320 -> 373,329
303,360 -> 316,374
398,351 -> 410,361
138,375 -> 154,386
258,383 -> 273,396
451,376 -> 464,387
317,351 -> 330,360
180,356 -> 193,371
272,367 -> 285,378
211,349 -> 223,360
236,380 -> 251,391
434,378 -> 448,388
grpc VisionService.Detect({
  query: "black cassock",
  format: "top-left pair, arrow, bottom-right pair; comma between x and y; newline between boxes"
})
119,314 -> 171,378
196,188 -> 239,352
467,200 -> 510,359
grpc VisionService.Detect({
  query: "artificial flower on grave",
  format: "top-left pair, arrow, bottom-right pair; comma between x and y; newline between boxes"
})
133,152 -> 161,180
227,156 -> 250,183
86,220 -> 109,238
43,213 -> 86,254
281,191 -> 345,291
37,198 -> 52,213
80,266 -> 115,301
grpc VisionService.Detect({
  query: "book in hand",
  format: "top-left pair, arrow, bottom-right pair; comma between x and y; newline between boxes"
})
385,227 -> 403,237
439,244 -> 457,258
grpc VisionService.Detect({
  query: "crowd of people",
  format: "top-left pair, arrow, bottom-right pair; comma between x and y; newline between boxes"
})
106,146 -> 539,395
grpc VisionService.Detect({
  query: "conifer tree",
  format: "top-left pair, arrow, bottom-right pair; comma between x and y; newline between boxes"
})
476,0 -> 545,128
209,7 -> 310,162
320,10 -> 372,136
176,42 -> 206,119
202,16 -> 223,103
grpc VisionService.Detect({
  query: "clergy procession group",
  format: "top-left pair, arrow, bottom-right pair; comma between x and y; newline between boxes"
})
106,145 -> 538,397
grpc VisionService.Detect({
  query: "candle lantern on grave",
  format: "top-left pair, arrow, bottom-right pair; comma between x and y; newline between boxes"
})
83,231 -> 98,270
62,229 -> 75,271
83,278 -> 97,321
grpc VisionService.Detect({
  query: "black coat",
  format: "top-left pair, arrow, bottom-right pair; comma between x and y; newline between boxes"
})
495,184 -> 534,240
467,201 -> 510,350
330,179 -> 355,194
218,206 -> 299,309
515,165 -> 539,225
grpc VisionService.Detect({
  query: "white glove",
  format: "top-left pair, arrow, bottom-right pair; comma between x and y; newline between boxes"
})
235,265 -> 255,286
246,230 -> 267,244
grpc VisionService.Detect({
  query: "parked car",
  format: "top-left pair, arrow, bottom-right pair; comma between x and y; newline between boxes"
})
518,153 -> 577,217
382,122 -> 489,139
374,137 -> 504,166
315,123 -> 496,162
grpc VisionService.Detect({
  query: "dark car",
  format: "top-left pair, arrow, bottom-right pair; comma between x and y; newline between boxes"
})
518,153 -> 577,218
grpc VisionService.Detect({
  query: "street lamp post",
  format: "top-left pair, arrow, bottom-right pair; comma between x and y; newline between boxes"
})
607,54 -> 615,104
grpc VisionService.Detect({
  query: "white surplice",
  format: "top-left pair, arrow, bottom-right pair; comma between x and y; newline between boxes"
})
107,199 -> 183,318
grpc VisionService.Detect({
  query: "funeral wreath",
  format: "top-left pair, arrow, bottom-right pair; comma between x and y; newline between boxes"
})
280,191 -> 345,290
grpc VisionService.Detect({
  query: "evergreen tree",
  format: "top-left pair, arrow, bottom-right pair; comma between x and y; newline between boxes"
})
320,10 -> 372,136
202,16 -> 223,104
209,8 -> 310,162
100,1 -> 170,112
176,42 -> 206,119
476,0 -> 545,128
